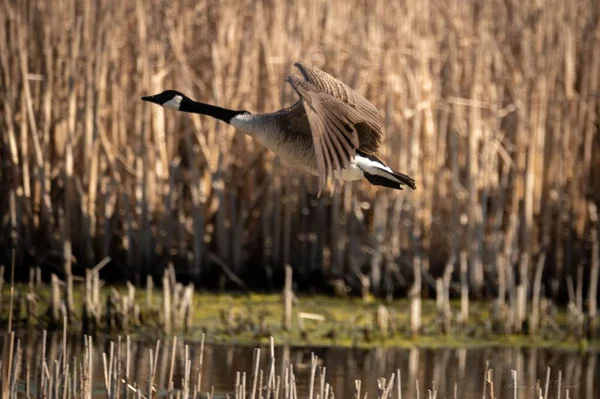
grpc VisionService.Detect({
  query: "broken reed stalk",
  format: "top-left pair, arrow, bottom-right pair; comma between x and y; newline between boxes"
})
283,265 -> 293,330
459,251 -> 469,326
397,369 -> 401,399
486,368 -> 495,399
410,255 -> 421,334
163,271 -> 172,335
319,360 -> 326,399
147,274 -> 154,310
377,305 -> 389,336
50,273 -> 62,325
530,253 -> 546,335
251,348 -> 261,399
168,336 -> 177,394
196,333 -> 205,395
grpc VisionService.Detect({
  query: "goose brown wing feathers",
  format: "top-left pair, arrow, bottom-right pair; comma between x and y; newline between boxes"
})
286,75 -> 364,195
293,62 -> 384,154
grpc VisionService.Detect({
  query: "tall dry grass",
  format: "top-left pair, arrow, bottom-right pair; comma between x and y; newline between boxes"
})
1,0 -> 599,310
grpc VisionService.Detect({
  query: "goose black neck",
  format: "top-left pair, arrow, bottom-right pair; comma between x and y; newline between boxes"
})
180,98 -> 245,124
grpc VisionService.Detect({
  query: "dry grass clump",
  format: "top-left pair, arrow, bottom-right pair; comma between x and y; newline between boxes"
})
0,0 -> 599,323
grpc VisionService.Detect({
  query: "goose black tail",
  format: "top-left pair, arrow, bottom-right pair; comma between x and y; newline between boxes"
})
363,169 -> 417,190
357,152 -> 417,191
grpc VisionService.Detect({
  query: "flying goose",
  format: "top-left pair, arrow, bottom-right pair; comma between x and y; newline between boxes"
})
142,62 -> 416,195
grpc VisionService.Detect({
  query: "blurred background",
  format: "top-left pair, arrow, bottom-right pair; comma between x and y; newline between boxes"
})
1,0 -> 599,303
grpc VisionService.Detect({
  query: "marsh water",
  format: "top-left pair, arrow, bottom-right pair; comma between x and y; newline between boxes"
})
11,331 -> 599,398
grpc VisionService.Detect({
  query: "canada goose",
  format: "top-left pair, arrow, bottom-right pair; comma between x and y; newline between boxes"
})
142,62 -> 416,195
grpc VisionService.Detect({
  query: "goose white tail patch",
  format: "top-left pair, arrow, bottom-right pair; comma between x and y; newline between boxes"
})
354,155 -> 401,183
163,95 -> 183,110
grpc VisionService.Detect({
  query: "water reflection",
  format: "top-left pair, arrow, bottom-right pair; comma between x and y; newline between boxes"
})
11,331 -> 600,399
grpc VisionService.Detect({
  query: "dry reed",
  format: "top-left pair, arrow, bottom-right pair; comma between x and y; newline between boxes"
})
1,323 -> 595,398
0,0 -> 599,336
0,330 -> 521,398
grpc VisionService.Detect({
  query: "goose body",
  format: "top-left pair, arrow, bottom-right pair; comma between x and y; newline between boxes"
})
142,62 -> 416,195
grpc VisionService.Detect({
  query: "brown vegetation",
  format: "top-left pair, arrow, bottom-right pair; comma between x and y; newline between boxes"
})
0,0 -> 599,316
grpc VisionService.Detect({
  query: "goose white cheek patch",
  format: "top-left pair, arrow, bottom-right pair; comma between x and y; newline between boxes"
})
163,95 -> 183,110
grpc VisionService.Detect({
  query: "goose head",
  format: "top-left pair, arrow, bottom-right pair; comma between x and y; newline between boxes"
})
141,90 -> 188,110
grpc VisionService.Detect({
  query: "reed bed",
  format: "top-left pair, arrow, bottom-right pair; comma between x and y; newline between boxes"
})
0,327 -> 589,399
1,0 -> 599,329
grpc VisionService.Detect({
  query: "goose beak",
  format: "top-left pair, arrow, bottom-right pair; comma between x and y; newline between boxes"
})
141,95 -> 162,105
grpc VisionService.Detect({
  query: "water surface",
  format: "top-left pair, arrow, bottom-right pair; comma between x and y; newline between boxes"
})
12,332 -> 599,398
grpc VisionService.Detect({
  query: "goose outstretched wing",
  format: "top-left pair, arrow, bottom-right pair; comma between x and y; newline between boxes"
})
293,62 -> 384,154
286,75 -> 365,195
